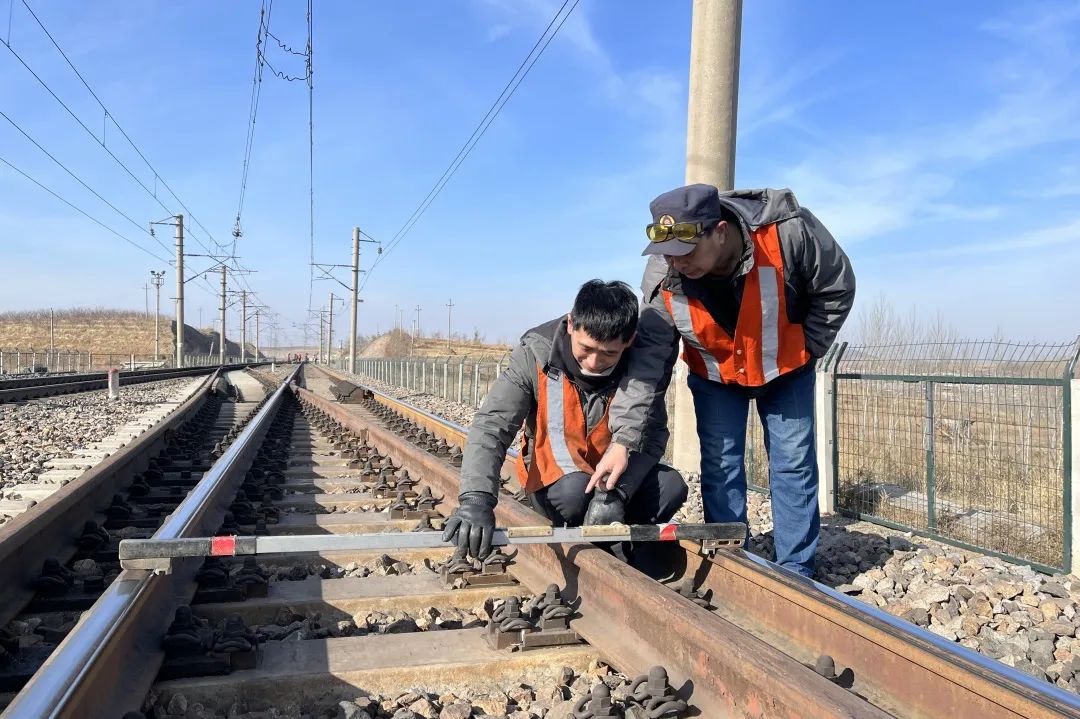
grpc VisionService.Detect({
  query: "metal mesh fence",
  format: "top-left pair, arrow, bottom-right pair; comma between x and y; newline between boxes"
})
834,339 -> 1080,571
353,356 -> 510,408
0,348 -> 198,373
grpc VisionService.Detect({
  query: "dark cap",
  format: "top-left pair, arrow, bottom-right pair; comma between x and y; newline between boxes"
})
642,183 -> 725,256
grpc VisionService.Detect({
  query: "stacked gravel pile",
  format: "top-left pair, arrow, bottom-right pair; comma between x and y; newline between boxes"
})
0,378 -> 194,487
338,372 -> 1080,692
150,659 -> 659,719
678,480 -> 1080,689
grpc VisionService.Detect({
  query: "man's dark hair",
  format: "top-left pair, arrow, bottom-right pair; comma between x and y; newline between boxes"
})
570,279 -> 639,343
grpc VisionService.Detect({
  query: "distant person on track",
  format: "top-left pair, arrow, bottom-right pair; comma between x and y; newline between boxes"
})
442,279 -> 687,561
589,186 -> 855,578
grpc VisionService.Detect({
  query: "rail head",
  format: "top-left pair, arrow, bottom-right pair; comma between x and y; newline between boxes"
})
301,368 -> 1080,719
1,366 -> 301,719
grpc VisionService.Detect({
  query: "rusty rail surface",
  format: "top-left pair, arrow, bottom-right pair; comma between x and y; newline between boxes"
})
298,370 -> 879,718
309,364 -> 1080,719
0,369 -> 220,630
2,367 -> 295,719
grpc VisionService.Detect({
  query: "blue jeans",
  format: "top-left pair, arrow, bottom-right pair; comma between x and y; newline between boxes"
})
688,364 -> 819,577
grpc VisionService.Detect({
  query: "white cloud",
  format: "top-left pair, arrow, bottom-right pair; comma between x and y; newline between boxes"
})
759,4 -> 1080,249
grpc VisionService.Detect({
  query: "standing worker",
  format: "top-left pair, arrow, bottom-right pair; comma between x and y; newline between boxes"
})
591,186 -> 855,577
442,279 -> 688,561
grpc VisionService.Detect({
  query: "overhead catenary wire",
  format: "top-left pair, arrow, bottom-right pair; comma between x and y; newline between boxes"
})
305,0 -> 315,341
234,0 -> 270,252
1,1 -> 268,331
17,0 -> 224,251
360,0 -> 580,291
0,108 -> 170,253
0,12 -> 218,255
0,154 -> 171,264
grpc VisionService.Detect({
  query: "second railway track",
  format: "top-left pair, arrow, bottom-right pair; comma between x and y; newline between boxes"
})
0,362 -> 1077,717
0,364 -> 264,404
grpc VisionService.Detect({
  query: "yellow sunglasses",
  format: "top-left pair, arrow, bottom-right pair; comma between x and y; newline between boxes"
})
645,221 -> 708,242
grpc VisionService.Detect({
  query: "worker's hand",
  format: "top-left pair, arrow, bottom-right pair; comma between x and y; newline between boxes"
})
586,443 -> 629,493
441,491 -> 497,560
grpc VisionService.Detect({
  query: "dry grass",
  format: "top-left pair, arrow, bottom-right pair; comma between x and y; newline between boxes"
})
835,380 -> 1066,567
358,330 -> 510,360
0,308 -> 258,363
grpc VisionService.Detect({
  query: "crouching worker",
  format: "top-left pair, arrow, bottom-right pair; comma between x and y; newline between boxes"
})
442,279 -> 687,561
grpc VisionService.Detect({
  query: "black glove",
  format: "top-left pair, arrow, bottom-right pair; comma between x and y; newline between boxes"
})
441,491 -> 497,560
583,486 -> 627,525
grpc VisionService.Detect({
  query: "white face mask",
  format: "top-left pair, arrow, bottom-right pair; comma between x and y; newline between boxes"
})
579,363 -> 617,377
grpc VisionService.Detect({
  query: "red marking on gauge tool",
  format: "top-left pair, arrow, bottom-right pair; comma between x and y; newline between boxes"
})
211,535 -> 237,556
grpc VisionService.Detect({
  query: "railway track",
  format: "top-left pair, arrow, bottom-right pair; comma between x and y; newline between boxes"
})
0,364 -> 264,404
0,362 -> 1075,717
0,368 -> 272,710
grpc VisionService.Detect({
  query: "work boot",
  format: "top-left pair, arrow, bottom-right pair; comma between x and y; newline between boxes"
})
583,488 -> 626,526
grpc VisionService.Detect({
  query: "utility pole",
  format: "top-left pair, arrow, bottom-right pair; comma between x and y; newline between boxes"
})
446,299 -> 454,351
254,309 -> 261,361
151,271 -> 166,362
49,308 -> 54,355
175,215 -> 185,367
394,304 -> 399,333
349,227 -> 360,373
327,291 -> 335,366
311,227 -> 376,370
414,305 -> 421,337
240,290 -> 248,363
318,310 -> 325,364
672,0 -> 742,473
219,265 -> 227,365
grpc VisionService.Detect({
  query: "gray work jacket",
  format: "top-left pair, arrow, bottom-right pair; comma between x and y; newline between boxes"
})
459,317 -> 669,498
609,187 -> 856,452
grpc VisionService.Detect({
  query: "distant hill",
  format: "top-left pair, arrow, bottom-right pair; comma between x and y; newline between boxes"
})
0,308 -> 262,360
357,329 -> 510,359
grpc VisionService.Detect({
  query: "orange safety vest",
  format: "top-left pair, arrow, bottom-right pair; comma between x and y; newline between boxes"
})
515,365 -> 613,493
662,223 -> 811,387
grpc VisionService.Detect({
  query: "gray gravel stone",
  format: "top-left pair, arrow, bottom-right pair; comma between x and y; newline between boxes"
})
351,368 -> 1080,695
0,377 -> 195,492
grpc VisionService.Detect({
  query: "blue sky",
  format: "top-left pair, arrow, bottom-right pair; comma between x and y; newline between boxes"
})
1,0 -> 1078,347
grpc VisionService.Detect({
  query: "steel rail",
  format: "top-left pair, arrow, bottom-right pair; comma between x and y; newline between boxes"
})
1,366 -> 301,719
295,373 -> 882,718
310,363 -> 1080,719
0,368 -> 221,630
0,362 -> 266,403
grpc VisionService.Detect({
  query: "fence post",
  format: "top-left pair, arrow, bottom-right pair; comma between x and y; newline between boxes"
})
473,361 -> 481,407
815,343 -> 842,515
1067,350 -> 1079,572
925,380 -> 937,532
442,361 -> 449,400
0,350 -> 4,374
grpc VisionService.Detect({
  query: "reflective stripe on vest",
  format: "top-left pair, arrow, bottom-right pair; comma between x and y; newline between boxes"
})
515,366 -> 612,493
661,222 -> 810,387
665,293 -> 723,383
